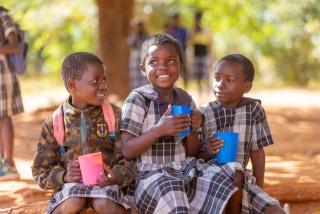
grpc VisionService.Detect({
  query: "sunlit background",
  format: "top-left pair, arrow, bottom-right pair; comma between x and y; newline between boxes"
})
3,0 -> 320,101
1,1 -> 320,212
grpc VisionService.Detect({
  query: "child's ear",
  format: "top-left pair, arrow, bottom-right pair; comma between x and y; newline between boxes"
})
140,64 -> 147,76
179,63 -> 184,73
67,79 -> 77,92
244,82 -> 252,93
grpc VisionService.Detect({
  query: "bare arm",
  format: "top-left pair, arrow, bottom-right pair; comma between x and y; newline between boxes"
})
0,31 -> 19,54
184,109 -> 202,157
251,148 -> 265,189
184,130 -> 200,157
121,105 -> 191,159
197,150 -> 212,161
121,127 -> 160,159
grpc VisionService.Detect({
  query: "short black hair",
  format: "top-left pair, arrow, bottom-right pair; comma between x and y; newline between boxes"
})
195,11 -> 202,19
140,34 -> 184,66
218,54 -> 255,82
0,7 -> 8,13
61,52 -> 103,90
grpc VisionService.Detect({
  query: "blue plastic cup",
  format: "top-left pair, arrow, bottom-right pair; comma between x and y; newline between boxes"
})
214,132 -> 239,164
171,105 -> 191,136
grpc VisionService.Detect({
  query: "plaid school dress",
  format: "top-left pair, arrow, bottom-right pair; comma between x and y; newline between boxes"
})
198,98 -> 280,214
32,98 -> 133,213
0,11 -> 24,117
192,55 -> 210,80
121,85 -> 237,214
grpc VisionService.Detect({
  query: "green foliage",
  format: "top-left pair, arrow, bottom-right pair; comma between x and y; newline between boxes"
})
135,0 -> 320,88
3,0 -> 320,88
3,0 -> 97,77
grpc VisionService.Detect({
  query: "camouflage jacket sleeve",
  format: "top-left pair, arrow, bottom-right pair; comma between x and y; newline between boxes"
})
109,104 -> 137,188
31,116 -> 66,191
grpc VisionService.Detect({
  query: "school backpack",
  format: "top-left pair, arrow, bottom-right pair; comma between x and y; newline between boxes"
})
52,101 -> 116,148
9,23 -> 28,75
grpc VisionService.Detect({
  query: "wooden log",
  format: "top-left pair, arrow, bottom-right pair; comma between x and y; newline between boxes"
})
0,200 -> 139,214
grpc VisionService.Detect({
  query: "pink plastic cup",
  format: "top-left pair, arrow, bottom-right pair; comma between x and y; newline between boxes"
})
78,152 -> 104,185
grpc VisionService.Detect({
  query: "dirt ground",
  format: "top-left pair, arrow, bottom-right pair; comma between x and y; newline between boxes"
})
0,89 -> 320,213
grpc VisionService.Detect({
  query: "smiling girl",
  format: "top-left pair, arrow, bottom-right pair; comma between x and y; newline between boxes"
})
120,34 -> 237,214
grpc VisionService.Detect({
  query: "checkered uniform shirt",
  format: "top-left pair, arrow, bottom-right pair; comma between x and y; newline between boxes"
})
198,98 -> 279,213
121,85 -> 238,214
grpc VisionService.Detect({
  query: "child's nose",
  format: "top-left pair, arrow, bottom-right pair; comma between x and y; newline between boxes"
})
216,80 -> 225,88
158,62 -> 168,70
99,83 -> 107,90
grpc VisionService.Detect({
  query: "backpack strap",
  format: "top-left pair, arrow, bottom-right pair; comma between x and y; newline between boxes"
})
52,104 -> 65,146
52,101 -> 116,148
102,101 -> 116,139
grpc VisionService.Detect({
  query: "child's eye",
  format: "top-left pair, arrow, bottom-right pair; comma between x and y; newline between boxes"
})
168,59 -> 175,63
149,60 -> 157,65
214,77 -> 221,81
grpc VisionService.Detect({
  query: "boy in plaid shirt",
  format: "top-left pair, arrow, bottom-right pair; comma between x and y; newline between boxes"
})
198,54 -> 285,214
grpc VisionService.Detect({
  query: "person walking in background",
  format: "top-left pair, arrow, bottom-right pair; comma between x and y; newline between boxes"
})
0,6 -> 24,181
32,52 -> 136,214
169,13 -> 188,89
127,20 -> 149,89
188,11 -> 214,97
198,54 -> 285,213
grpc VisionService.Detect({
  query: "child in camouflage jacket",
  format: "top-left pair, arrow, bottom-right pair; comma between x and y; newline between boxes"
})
32,52 -> 136,214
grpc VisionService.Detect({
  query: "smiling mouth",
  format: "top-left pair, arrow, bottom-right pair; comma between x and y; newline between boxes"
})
157,74 -> 170,79
97,93 -> 106,99
215,92 -> 226,96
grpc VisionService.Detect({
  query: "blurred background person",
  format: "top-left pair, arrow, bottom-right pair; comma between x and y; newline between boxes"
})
162,22 -> 171,35
169,13 -> 188,89
0,6 -> 24,181
127,20 -> 149,89
188,11 -> 214,97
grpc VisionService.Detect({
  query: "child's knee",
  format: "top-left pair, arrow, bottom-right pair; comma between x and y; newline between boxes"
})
69,197 -> 87,209
233,170 -> 244,188
92,198 -> 127,213
92,198 -> 109,210
52,197 -> 86,214
264,204 -> 286,214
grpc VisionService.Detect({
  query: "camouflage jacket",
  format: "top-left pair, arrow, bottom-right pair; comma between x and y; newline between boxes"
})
31,97 -> 136,191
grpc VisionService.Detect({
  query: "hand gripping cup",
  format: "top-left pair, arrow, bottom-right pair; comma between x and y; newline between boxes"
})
171,105 -> 191,136
78,152 -> 104,185
214,132 -> 239,164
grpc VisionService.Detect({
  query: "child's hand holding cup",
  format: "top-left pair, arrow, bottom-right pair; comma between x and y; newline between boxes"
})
206,132 -> 239,164
171,105 -> 191,136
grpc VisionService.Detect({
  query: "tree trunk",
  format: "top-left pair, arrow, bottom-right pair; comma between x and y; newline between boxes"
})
96,0 -> 134,101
